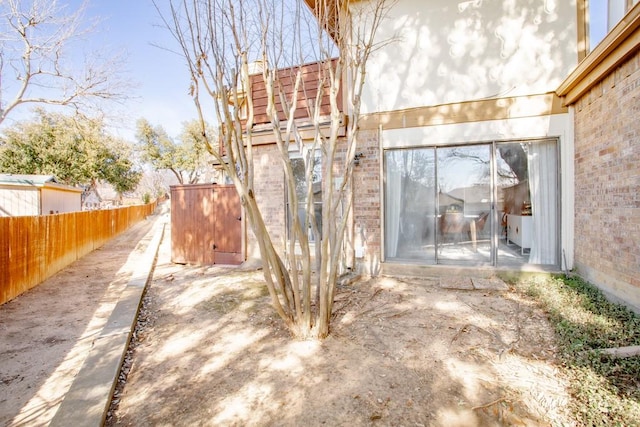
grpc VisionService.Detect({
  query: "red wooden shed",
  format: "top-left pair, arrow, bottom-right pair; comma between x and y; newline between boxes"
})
170,184 -> 244,265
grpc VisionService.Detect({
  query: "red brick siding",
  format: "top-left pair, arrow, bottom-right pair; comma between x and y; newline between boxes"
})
247,144 -> 286,258
247,132 -> 382,275
352,129 -> 382,274
573,49 -> 640,306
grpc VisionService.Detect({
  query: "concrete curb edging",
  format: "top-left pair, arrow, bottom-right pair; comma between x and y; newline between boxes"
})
50,219 -> 166,427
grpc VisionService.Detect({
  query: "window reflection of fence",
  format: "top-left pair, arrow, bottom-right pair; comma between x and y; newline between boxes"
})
0,202 -> 157,305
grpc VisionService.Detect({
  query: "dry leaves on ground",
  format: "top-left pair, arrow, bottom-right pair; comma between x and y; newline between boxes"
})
108,238 -> 573,427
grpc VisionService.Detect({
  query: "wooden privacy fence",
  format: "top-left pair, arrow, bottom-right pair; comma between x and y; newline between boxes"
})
0,202 -> 157,305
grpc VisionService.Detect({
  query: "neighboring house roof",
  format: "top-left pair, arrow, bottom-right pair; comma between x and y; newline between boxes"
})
0,174 -> 83,193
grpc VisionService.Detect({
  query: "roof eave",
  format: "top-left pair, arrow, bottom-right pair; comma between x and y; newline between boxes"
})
556,3 -> 640,105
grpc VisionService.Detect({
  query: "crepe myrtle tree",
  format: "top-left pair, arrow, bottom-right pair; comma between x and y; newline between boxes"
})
159,0 -> 393,339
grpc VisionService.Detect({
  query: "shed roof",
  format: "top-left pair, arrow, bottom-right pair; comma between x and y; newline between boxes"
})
0,174 -> 59,186
0,174 -> 82,193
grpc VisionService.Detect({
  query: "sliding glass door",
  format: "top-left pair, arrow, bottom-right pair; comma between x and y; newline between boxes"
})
384,149 -> 437,262
436,145 -> 492,264
496,139 -> 559,267
384,139 -> 559,268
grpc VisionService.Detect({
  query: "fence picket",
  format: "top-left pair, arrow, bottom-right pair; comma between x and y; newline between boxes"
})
0,202 -> 157,305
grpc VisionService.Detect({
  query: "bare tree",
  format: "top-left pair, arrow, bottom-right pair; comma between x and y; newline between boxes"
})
159,0 -> 392,339
0,0 -> 128,126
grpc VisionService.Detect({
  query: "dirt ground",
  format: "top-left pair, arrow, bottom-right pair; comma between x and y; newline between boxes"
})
0,217 -> 157,426
106,226 -> 574,426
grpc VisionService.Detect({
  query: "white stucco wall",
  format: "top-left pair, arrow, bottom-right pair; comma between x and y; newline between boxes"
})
353,0 -> 579,114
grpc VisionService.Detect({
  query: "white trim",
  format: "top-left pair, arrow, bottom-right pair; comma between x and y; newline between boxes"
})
381,114 -> 571,149
560,107 -> 576,271
378,113 -> 575,270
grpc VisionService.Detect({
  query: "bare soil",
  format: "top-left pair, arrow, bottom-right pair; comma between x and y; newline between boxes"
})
107,228 -> 574,426
0,218 -> 157,427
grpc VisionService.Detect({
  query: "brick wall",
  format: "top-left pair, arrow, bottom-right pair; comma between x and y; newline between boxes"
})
573,49 -> 640,311
247,144 -> 286,259
352,129 -> 382,275
247,132 -> 383,276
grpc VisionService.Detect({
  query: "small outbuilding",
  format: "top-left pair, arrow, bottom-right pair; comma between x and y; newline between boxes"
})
170,183 -> 244,265
0,174 -> 83,217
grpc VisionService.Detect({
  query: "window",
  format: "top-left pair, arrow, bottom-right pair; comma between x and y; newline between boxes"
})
288,149 -> 322,243
383,139 -> 559,267
590,0 -> 640,51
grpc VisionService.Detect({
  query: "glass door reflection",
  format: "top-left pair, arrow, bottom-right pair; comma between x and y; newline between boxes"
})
436,145 -> 492,264
384,149 -> 436,262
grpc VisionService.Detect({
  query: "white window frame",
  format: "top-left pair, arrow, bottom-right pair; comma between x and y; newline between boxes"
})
590,0 -> 639,50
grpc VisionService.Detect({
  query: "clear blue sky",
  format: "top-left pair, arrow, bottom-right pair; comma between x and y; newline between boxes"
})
70,0 -> 198,141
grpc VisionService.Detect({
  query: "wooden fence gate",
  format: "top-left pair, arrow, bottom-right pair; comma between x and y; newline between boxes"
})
170,184 -> 244,265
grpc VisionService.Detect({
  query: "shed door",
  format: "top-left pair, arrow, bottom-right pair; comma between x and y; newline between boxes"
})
211,186 -> 243,264
171,184 -> 243,265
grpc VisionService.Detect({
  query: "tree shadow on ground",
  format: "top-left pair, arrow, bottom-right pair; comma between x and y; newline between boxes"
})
521,276 -> 640,424
109,243 -> 573,426
0,219 -> 156,426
